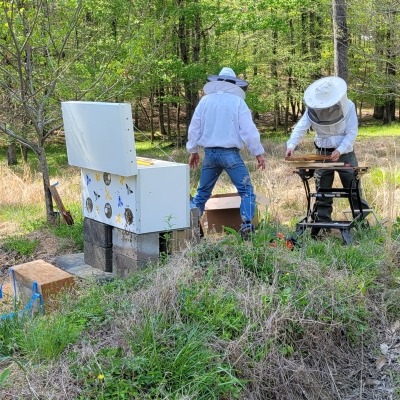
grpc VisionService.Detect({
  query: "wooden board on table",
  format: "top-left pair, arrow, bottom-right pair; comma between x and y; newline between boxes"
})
289,162 -> 345,168
285,154 -> 332,162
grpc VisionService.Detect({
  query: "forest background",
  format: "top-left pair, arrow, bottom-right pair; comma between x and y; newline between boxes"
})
1,0 -> 400,219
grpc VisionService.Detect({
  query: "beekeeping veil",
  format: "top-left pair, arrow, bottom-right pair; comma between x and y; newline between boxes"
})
304,76 -> 348,133
203,67 -> 248,99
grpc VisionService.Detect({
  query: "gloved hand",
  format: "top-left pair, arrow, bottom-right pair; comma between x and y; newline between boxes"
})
285,148 -> 294,157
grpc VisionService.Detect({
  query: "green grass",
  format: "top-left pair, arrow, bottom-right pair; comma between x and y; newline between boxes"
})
369,167 -> 400,186
49,204 -> 84,250
15,313 -> 84,361
0,123 -> 399,171
357,123 -> 400,137
1,236 -> 40,256
72,317 -> 243,399
0,216 -> 398,397
0,203 -> 84,252
178,283 -> 248,340
0,204 -> 47,233
0,129 -> 399,398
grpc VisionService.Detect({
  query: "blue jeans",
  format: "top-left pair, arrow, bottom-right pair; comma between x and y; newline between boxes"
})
191,147 -> 256,223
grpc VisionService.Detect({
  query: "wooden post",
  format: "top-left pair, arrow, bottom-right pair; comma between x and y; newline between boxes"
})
49,183 -> 74,225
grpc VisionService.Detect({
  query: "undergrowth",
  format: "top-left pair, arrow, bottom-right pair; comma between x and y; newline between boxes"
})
0,134 -> 399,398
0,221 -> 397,398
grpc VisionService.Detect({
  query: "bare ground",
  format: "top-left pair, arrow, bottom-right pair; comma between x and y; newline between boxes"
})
0,223 -> 80,273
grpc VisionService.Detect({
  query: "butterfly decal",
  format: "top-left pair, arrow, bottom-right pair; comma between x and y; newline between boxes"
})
85,174 -> 91,186
116,213 -> 122,224
119,176 -> 125,185
94,191 -> 100,201
105,187 -> 112,201
95,173 -> 101,182
117,194 -> 123,207
126,184 -> 133,195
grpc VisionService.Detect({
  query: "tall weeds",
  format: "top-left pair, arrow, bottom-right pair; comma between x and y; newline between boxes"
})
0,134 -> 399,399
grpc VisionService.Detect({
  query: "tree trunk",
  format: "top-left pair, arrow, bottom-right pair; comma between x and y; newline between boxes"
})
177,0 -> 200,141
157,86 -> 166,135
150,91 -> 155,143
285,19 -> 295,132
252,54 -> 260,121
301,11 -> 308,55
134,101 -> 140,131
384,100 -> 395,124
176,103 -> 181,136
333,0 -> 348,81
37,149 -> 55,223
166,103 -> 171,140
7,143 -> 18,166
21,144 -> 29,162
373,105 -> 384,120
383,10 -> 396,124
271,27 -> 280,131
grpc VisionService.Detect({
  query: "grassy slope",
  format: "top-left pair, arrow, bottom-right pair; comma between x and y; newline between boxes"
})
0,126 -> 399,399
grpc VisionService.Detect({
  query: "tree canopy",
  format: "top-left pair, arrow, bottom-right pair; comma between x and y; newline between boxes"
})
1,0 -> 400,218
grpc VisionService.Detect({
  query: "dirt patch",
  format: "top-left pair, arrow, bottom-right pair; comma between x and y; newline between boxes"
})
0,224 -> 80,273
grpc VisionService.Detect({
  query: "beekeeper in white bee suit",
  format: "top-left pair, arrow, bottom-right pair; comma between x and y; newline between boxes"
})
285,76 -> 370,236
187,67 -> 266,239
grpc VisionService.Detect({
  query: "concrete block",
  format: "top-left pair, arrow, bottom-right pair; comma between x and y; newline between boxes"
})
170,229 -> 191,253
112,228 -> 159,262
51,253 -> 114,282
84,241 -> 113,272
11,260 -> 74,302
190,207 -> 201,243
169,208 -> 201,253
84,218 -> 112,247
112,253 -> 151,278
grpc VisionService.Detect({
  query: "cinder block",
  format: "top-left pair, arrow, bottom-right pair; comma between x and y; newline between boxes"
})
169,208 -> 201,253
84,241 -> 113,272
170,229 -> 191,253
84,218 -> 112,247
190,207 -> 201,243
112,228 -> 159,262
11,260 -> 74,302
112,253 -> 151,278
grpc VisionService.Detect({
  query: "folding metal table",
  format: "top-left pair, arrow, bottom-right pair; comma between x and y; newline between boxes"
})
289,164 -> 369,245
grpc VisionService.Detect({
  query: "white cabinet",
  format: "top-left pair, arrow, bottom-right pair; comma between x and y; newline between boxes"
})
62,101 -> 190,233
81,161 -> 189,233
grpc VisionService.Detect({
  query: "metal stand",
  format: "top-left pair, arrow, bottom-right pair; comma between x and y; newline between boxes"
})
290,166 -> 368,245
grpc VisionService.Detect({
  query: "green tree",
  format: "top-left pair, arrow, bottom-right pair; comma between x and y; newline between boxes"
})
0,0 -> 87,221
0,0 -> 164,220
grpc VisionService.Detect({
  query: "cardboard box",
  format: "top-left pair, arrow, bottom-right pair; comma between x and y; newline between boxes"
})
203,192 -> 269,234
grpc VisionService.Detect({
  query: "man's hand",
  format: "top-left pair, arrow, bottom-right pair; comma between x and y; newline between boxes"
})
189,153 -> 200,169
256,154 -> 266,170
330,150 -> 341,162
285,148 -> 294,158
